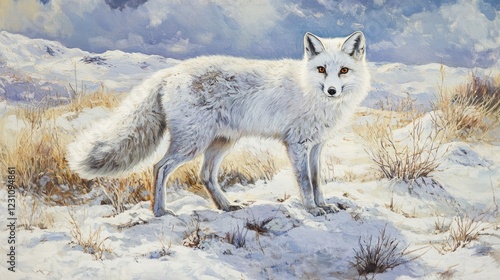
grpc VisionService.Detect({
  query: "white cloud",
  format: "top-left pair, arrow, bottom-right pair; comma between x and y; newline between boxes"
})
211,0 -> 283,48
196,32 -> 215,45
0,0 -> 49,34
377,0 -> 500,66
38,1 -> 74,37
441,0 -> 498,50
143,0 -> 172,27
284,3 -> 306,18
0,0 -> 104,38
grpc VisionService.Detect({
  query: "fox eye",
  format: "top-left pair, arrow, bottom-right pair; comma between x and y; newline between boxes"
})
339,67 -> 349,75
317,66 -> 326,74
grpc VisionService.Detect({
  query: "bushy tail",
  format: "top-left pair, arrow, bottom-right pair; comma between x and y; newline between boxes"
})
67,78 -> 168,179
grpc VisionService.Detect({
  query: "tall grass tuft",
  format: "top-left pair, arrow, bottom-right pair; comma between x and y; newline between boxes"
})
432,67 -> 500,142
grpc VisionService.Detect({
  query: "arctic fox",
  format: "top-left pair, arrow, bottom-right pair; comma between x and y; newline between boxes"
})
67,31 -> 370,217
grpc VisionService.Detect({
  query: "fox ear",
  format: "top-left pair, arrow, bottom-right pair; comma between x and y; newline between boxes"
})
304,32 -> 325,59
341,31 -> 366,60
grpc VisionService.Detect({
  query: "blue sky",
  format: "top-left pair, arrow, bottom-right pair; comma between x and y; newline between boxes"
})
0,0 -> 498,68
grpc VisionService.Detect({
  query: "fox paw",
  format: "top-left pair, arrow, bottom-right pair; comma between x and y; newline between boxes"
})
319,204 -> 340,213
307,207 -> 327,216
153,207 -> 176,217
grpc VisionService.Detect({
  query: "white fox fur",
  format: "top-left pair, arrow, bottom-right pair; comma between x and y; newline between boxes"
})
67,31 -> 370,217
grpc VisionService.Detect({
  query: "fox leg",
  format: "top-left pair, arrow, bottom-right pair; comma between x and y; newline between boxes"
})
153,139 -> 205,217
286,142 -> 326,216
309,143 -> 339,213
152,154 -> 183,217
200,137 -> 242,211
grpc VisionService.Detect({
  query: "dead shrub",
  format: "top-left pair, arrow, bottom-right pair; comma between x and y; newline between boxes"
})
358,93 -> 446,182
351,225 -> 410,276
149,225 -> 175,258
246,217 -> 273,235
363,113 -> 445,182
182,215 -> 206,248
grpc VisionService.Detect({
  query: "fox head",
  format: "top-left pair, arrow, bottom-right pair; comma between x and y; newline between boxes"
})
303,31 -> 368,99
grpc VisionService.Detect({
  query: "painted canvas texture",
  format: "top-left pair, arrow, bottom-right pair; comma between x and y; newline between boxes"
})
0,1 -> 499,279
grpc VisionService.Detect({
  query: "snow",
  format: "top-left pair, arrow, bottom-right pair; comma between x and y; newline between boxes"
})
366,62 -> 498,109
1,31 -> 499,279
56,107 -> 113,132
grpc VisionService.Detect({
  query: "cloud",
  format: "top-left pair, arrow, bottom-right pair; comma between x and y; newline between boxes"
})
368,0 -> 499,67
0,0 -> 47,34
0,0 -> 102,38
104,0 -> 148,10
213,0 -> 283,49
142,0 -> 171,27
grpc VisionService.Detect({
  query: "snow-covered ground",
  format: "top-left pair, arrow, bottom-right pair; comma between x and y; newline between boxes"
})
0,32 -> 499,279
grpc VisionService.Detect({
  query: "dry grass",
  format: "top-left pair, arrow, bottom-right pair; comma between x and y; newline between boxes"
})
181,216 -> 249,250
432,67 -> 500,142
151,225 -> 175,258
437,212 -> 487,254
67,85 -> 123,113
0,106 -> 88,204
182,215 -> 207,249
68,209 -> 112,260
370,119 -> 444,182
359,97 -> 445,182
385,194 -> 417,218
246,217 -> 272,235
98,171 -> 153,214
357,70 -> 498,185
224,225 -> 248,249
374,94 -> 425,128
0,86 -> 123,203
434,216 -> 451,234
0,63 -> 284,213
246,216 -> 273,254
276,191 -> 291,203
17,194 -> 55,230
437,265 -> 458,280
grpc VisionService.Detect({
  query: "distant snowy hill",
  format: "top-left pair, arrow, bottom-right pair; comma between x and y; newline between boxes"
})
1,31 -> 497,108
0,31 -> 178,103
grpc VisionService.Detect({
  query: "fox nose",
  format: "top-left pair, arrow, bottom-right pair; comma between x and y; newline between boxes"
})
327,87 -> 337,96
